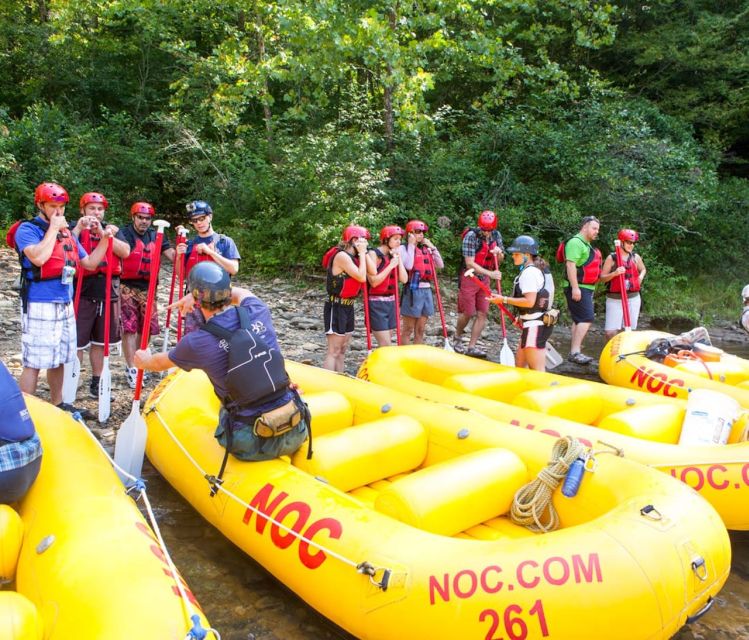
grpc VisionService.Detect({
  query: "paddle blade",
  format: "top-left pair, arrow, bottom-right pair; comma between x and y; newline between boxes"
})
546,341 -> 563,370
114,400 -> 147,483
98,357 -> 111,423
500,339 -> 516,366
62,358 -> 80,404
443,337 -> 454,352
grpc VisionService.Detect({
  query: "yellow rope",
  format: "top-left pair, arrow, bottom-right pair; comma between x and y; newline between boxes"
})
510,436 -> 586,533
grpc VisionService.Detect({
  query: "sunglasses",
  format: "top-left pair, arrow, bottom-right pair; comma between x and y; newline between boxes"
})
190,216 -> 209,225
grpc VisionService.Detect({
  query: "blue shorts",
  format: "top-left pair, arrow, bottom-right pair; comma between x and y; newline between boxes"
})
400,287 -> 434,318
368,298 -> 396,331
564,287 -> 595,324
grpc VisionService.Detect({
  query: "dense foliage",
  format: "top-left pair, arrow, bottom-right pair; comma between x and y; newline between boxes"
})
0,0 -> 746,321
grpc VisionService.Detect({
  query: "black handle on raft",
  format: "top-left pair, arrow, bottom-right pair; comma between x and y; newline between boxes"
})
686,597 -> 714,624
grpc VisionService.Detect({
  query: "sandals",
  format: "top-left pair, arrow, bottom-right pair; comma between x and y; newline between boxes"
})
567,352 -> 594,365
465,347 -> 488,359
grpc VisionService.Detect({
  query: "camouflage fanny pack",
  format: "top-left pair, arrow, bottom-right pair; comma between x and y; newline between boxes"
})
253,399 -> 301,438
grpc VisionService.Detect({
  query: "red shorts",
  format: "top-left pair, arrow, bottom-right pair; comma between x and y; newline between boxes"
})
458,275 -> 490,316
120,284 -> 160,337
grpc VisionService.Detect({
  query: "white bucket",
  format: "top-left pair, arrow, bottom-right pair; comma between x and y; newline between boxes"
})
678,388 -> 739,446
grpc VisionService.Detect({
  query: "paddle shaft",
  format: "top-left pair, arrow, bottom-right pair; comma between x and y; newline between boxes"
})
362,279 -> 372,352
614,240 -> 632,330
163,229 -> 187,349
465,271 -> 523,329
427,250 -> 450,340
103,237 -> 113,359
392,263 -> 401,346
492,254 -> 508,338
134,221 -> 169,401
176,237 -> 187,341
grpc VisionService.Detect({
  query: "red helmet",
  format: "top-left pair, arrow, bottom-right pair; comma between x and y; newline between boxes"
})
79,192 -> 109,210
618,228 -> 639,243
477,210 -> 497,231
380,225 -> 405,243
34,182 -> 69,206
131,202 -> 155,217
342,225 -> 371,242
405,220 -> 428,234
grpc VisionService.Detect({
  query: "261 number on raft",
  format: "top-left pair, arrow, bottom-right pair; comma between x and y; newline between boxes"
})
480,600 -> 549,640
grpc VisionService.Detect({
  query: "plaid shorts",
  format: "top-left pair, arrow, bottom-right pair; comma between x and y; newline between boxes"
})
120,284 -> 160,337
21,301 -> 77,369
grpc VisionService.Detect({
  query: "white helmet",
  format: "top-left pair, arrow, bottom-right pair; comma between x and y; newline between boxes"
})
742,284 -> 749,299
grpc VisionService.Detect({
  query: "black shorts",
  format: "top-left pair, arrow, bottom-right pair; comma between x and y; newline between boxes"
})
368,298 -> 396,331
520,323 -> 554,349
564,287 -> 595,324
324,301 -> 355,335
76,297 -> 122,348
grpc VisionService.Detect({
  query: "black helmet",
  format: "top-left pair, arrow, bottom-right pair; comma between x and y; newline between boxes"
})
188,262 -> 231,307
507,235 -> 539,256
186,200 -> 213,218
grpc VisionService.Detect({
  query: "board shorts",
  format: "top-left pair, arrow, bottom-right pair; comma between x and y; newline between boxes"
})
76,297 -> 122,348
120,284 -> 160,337
368,296 -> 396,331
564,286 -> 595,324
21,301 -> 77,369
400,287 -> 434,318
324,300 -> 355,335
458,276 -> 490,316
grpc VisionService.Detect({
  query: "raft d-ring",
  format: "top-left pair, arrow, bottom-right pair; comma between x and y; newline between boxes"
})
639,504 -> 663,521
691,556 -> 708,582
583,455 -> 598,473
356,562 -> 391,591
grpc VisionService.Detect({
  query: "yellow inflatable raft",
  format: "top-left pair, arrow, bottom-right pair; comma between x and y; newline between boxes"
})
359,345 -> 749,530
600,329 -> 749,408
2,396 -> 212,640
144,363 -> 730,640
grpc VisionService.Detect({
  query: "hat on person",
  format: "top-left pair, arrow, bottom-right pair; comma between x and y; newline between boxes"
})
186,200 -> 213,218
742,284 -> 749,300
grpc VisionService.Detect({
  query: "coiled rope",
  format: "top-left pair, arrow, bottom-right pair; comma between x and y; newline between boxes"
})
510,436 -> 586,533
71,413 -> 221,640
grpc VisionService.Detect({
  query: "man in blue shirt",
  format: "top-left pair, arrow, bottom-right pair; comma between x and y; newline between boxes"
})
133,262 -> 308,461
174,200 -> 241,335
13,182 -> 111,413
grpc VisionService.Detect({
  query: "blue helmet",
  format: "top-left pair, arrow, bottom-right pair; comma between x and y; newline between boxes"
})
507,235 -> 539,256
186,200 -> 213,218
188,262 -> 231,307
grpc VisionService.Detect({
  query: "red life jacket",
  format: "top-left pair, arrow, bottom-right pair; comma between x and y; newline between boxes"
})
121,235 -> 156,280
562,237 -> 601,285
607,251 -> 640,294
326,248 -> 363,299
79,228 -> 122,277
461,228 -> 496,271
410,245 -> 434,282
368,248 -> 396,296
14,219 -> 80,281
184,246 -> 214,278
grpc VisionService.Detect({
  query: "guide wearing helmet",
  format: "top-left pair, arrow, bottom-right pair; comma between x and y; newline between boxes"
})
323,225 -> 373,372
367,225 -> 408,347
175,199 -> 241,335
599,228 -> 647,341
69,191 -> 131,399
490,235 -> 556,372
134,262 -> 309,463
117,201 -> 177,389
12,182 -> 111,417
455,210 -> 504,357
399,219 -> 445,345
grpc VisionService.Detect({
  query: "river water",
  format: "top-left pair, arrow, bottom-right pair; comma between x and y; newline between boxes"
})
146,328 -> 749,640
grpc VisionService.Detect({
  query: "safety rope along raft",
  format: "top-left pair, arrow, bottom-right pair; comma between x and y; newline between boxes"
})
143,373 -> 393,591
70,412 -> 222,640
510,436 -> 586,533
